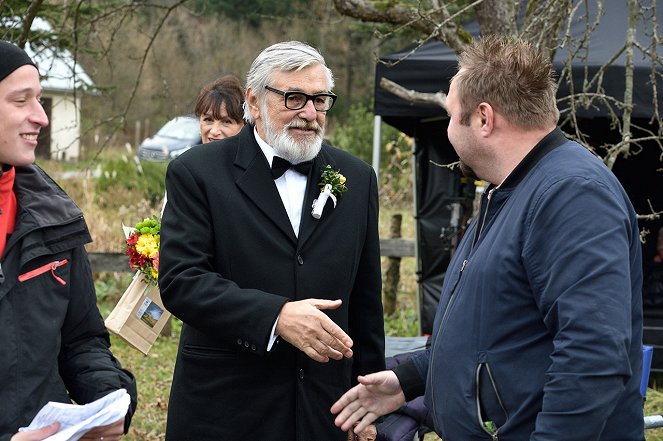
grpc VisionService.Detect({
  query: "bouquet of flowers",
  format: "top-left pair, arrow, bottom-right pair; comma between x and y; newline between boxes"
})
108,215 -> 169,354
125,217 -> 160,285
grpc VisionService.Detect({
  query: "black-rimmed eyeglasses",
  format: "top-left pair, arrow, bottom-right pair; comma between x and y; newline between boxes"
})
265,85 -> 337,112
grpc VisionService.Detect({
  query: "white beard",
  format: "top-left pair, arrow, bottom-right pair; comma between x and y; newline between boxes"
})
262,102 -> 323,164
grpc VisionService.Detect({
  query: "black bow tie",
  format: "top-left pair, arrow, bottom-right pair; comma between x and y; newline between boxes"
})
271,156 -> 313,179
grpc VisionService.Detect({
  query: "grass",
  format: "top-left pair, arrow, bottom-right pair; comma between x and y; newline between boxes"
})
647,388 -> 663,440
108,331 -> 178,440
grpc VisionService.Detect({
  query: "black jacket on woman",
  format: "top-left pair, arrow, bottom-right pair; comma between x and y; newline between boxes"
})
0,165 -> 137,440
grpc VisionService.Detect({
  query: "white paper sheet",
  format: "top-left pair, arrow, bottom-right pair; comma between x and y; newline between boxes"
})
19,388 -> 130,441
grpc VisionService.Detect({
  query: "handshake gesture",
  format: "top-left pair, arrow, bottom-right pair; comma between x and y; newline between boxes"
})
276,298 -> 354,362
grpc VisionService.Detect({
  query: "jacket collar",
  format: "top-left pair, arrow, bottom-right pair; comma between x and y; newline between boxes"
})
10,165 -> 90,257
0,165 -> 90,299
499,127 -> 568,190
13,165 -> 85,234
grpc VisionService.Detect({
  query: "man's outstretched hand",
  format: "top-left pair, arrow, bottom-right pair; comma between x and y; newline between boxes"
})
276,299 -> 353,362
331,370 -> 406,434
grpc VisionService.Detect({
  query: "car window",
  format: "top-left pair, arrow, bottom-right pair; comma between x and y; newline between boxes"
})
157,117 -> 200,140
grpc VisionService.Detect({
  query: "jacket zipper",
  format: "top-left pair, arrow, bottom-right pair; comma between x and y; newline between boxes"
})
475,363 -> 508,440
473,189 -> 502,440
472,187 -> 497,248
18,259 -> 69,285
429,187 -> 497,429
439,188 -> 496,333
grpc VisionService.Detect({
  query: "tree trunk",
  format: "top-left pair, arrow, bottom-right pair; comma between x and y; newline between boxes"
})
383,214 -> 402,316
605,0 -> 635,170
474,0 -> 516,37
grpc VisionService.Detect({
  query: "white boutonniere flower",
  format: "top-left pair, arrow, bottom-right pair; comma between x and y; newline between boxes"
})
311,165 -> 348,219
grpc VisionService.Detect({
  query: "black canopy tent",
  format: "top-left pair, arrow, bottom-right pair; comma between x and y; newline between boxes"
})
374,2 -> 663,352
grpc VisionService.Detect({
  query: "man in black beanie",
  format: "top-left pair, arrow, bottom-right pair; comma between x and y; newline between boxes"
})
0,41 -> 137,441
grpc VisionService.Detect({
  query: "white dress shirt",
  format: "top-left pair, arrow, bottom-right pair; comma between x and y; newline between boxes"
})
254,128 -> 310,350
254,128 -> 308,237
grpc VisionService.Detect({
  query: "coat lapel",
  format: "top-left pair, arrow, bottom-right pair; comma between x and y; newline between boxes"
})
234,127 -> 297,245
297,148 -> 337,249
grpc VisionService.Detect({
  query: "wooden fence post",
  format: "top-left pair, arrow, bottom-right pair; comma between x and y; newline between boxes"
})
383,214 -> 402,316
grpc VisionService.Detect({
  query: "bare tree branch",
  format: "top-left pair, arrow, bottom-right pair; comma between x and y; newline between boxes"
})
380,77 -> 447,108
17,0 -> 44,48
377,1 -> 484,69
90,0 -> 190,160
604,0 -> 636,169
637,199 -> 663,221
519,0 -> 571,54
332,0 -> 470,52
430,159 -> 460,170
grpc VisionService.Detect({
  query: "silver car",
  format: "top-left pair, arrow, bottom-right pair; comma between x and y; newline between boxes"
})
137,115 -> 201,161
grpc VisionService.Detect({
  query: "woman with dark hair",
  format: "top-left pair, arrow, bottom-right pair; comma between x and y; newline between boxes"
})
194,74 -> 244,143
159,75 -> 245,214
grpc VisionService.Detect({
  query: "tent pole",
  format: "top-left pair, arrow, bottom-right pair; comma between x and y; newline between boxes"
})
411,138 -> 422,336
372,115 -> 381,179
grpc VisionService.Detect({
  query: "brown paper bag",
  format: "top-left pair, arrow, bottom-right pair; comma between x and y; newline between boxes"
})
105,271 -> 171,355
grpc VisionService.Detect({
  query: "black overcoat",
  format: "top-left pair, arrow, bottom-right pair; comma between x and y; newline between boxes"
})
159,125 -> 385,441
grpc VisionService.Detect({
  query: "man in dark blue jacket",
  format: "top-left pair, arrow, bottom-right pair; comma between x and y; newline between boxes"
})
332,35 -> 644,441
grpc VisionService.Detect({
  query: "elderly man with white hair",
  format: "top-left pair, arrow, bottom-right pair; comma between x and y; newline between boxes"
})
159,41 -> 385,441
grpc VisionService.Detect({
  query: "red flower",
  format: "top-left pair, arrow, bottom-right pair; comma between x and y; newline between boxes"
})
124,217 -> 161,285
126,232 -> 139,246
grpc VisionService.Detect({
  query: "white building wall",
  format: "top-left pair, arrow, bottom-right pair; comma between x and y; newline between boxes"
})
46,92 -> 81,160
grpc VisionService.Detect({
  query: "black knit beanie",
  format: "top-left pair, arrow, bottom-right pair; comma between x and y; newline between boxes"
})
0,40 -> 36,82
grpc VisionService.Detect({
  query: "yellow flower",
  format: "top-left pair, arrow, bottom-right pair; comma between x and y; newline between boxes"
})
318,165 -> 348,198
135,234 -> 159,258
150,266 -> 158,280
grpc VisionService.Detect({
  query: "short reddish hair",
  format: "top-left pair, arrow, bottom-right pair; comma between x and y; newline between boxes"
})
454,36 -> 559,129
